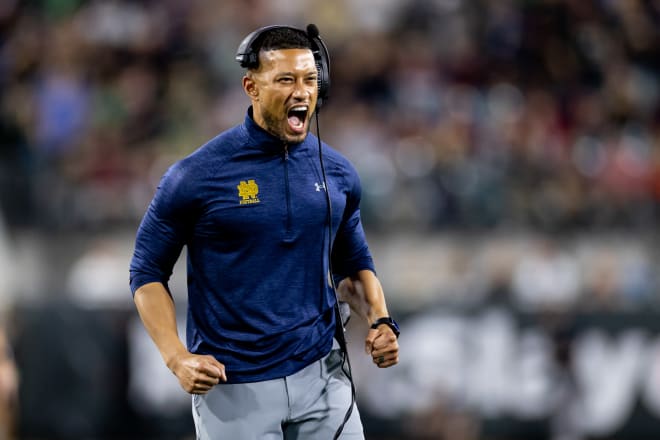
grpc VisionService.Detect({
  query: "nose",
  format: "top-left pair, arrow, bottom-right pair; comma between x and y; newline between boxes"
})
292,79 -> 311,100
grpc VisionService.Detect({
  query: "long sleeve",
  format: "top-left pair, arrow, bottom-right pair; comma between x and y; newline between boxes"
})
331,161 -> 375,279
130,163 -> 197,295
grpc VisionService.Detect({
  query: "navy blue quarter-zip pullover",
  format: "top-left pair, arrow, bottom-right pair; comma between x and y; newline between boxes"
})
129,109 -> 375,383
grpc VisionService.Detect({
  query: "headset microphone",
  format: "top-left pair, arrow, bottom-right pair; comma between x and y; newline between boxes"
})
306,23 -> 319,38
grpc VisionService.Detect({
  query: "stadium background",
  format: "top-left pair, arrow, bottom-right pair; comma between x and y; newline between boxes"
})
1,0 -> 660,439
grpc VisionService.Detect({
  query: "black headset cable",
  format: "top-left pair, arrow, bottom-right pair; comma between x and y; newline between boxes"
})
315,111 -> 357,440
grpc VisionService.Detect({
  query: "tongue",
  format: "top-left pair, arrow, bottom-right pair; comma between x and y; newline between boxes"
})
288,115 -> 303,132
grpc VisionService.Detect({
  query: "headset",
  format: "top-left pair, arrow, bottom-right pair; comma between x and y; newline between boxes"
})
235,24 -> 331,110
236,25 -> 354,439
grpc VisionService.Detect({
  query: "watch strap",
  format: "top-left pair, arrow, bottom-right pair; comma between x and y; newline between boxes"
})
371,316 -> 400,338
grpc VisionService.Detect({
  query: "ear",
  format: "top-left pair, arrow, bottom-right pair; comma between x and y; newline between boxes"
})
242,75 -> 259,100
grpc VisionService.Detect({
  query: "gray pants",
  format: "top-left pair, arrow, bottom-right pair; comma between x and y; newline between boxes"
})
192,348 -> 364,439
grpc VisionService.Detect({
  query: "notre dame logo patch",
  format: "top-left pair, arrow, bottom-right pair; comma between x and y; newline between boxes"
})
237,179 -> 260,205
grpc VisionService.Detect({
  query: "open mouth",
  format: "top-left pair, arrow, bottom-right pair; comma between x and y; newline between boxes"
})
287,105 -> 309,133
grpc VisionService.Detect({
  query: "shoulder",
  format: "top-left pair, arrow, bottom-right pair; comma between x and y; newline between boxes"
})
304,135 -> 363,199
159,125 -> 246,194
307,134 -> 358,176
325,144 -> 360,188
170,126 -> 247,177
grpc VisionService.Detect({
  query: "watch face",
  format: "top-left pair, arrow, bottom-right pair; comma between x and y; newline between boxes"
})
390,320 -> 400,336
372,317 -> 399,337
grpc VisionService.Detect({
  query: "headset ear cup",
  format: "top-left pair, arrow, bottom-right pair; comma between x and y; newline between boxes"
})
235,25 -> 283,69
310,35 -> 331,109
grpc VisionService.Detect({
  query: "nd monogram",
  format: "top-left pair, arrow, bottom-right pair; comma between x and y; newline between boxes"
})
237,179 -> 260,205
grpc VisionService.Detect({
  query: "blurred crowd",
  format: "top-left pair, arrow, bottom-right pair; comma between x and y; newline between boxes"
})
0,0 -> 659,233
0,0 -> 658,310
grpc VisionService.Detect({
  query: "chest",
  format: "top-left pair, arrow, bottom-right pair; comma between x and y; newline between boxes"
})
194,151 -> 347,239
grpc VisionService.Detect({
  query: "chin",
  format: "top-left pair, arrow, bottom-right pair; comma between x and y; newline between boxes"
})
282,130 -> 308,144
287,134 -> 307,144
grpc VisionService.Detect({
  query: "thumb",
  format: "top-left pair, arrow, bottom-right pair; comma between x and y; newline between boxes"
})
365,329 -> 377,355
205,355 -> 227,382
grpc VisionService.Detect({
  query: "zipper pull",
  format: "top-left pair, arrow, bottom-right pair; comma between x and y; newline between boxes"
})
283,144 -> 289,160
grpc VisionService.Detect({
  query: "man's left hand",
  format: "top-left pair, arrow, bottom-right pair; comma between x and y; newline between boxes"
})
365,325 -> 399,368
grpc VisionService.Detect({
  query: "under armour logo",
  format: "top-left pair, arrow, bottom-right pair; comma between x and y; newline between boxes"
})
315,182 -> 326,192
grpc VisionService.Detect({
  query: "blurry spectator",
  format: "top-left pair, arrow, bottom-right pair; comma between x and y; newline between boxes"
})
0,216 -> 16,440
0,325 -> 17,440
0,215 -> 15,314
0,91 -> 33,227
579,244 -> 622,311
32,19 -> 90,159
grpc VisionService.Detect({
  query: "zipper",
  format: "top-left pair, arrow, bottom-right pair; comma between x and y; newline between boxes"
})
283,143 -> 292,239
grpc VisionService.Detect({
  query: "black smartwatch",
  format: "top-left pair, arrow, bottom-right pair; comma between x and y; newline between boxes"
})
371,316 -> 400,338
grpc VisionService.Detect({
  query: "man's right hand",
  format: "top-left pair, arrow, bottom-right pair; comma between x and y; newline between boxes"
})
168,352 -> 227,394
133,284 -> 227,394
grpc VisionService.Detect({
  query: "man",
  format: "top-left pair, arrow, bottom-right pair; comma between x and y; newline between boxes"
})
129,25 -> 399,439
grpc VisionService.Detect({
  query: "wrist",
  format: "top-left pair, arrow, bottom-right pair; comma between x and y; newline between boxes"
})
370,316 -> 400,338
164,346 -> 188,371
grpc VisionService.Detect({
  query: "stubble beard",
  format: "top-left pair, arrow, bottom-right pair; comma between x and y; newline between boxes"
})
262,109 -> 307,144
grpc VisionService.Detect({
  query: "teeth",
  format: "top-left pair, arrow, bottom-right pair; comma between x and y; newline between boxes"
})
291,106 -> 308,112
